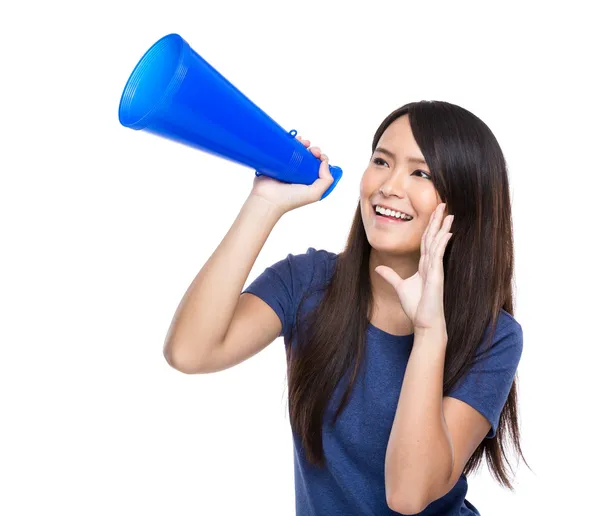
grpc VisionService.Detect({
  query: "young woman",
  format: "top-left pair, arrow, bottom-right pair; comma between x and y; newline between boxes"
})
164,100 -> 527,515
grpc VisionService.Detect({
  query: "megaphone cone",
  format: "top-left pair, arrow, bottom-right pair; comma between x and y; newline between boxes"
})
118,33 -> 343,200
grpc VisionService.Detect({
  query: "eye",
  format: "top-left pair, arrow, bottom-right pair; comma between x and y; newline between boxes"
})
373,157 -> 432,180
414,170 -> 432,180
373,157 -> 388,167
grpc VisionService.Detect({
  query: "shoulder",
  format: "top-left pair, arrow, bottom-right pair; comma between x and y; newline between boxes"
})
497,309 -> 523,344
496,309 -> 523,334
284,246 -> 338,285
476,309 -> 523,363
287,246 -> 338,263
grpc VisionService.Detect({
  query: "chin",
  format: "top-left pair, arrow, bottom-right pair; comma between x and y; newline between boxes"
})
366,234 -> 418,254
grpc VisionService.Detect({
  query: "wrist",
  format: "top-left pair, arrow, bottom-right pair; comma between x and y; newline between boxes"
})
413,326 -> 448,344
245,194 -> 286,221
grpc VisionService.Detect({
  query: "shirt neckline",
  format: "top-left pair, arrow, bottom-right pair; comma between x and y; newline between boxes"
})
367,321 -> 415,340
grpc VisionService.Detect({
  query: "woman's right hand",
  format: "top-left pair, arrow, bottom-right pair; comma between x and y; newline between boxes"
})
248,135 -> 335,216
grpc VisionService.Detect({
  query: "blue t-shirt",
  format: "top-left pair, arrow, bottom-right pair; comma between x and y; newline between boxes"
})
242,247 -> 523,515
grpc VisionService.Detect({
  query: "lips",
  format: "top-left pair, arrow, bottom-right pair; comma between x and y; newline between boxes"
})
372,204 -> 414,219
372,205 -> 412,223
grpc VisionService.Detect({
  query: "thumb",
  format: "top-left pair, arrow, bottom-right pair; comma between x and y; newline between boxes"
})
374,266 -> 403,290
311,154 -> 333,193
319,154 -> 333,181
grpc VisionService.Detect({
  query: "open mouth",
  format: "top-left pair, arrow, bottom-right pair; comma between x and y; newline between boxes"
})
372,205 -> 413,223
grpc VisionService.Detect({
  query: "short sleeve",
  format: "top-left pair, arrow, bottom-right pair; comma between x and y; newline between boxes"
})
241,247 -> 320,340
446,315 -> 523,439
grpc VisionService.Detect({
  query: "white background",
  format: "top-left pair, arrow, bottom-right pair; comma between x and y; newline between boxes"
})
1,1 -> 598,514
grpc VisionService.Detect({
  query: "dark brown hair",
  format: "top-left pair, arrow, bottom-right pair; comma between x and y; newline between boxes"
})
285,100 -> 530,489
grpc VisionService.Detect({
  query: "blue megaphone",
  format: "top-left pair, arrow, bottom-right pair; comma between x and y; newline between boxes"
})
117,33 -> 343,200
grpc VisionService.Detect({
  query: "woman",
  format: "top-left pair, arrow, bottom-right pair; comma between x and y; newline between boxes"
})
164,100 -> 527,515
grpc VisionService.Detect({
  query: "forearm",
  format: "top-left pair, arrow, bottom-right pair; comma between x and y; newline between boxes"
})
385,330 -> 453,509
163,194 -> 283,370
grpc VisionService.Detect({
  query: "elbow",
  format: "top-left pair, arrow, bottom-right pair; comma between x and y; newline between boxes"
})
387,482 -> 430,515
387,492 -> 428,515
163,341 -> 203,374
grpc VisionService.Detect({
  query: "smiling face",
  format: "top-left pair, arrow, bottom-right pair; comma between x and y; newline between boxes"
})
360,114 -> 444,257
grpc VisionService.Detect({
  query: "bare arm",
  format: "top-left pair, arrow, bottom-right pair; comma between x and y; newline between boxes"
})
163,194 -> 284,373
385,329 -> 491,514
163,136 -> 333,374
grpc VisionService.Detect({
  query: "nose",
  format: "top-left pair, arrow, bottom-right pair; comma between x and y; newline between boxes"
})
379,168 -> 410,197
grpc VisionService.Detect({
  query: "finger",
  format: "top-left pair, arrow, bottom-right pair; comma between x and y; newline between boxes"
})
320,155 -> 332,178
374,266 -> 401,290
311,154 -> 333,196
295,135 -> 311,147
430,215 -> 454,265
433,233 -> 452,269
420,207 -> 438,268
306,146 -> 333,201
421,209 -> 436,257
426,203 -> 446,254
429,215 -> 451,259
422,204 -> 447,273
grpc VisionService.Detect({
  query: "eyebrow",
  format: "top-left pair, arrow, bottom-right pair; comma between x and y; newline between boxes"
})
374,146 -> 428,166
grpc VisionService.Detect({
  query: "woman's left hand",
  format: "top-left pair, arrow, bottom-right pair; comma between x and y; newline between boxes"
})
374,202 -> 454,336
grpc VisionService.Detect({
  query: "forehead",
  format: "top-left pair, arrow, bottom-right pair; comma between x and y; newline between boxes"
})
375,115 -> 427,165
377,115 -> 418,149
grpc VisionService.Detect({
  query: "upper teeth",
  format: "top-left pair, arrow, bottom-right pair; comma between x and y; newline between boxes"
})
375,205 -> 413,220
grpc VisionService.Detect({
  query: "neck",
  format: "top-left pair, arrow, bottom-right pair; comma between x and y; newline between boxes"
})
369,248 -> 419,305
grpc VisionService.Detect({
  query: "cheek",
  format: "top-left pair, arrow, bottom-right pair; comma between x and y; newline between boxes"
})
413,190 -> 440,215
359,173 -> 377,198
359,174 -> 367,193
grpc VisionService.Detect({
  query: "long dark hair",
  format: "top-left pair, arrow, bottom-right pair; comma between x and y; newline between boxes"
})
285,100 -> 530,489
